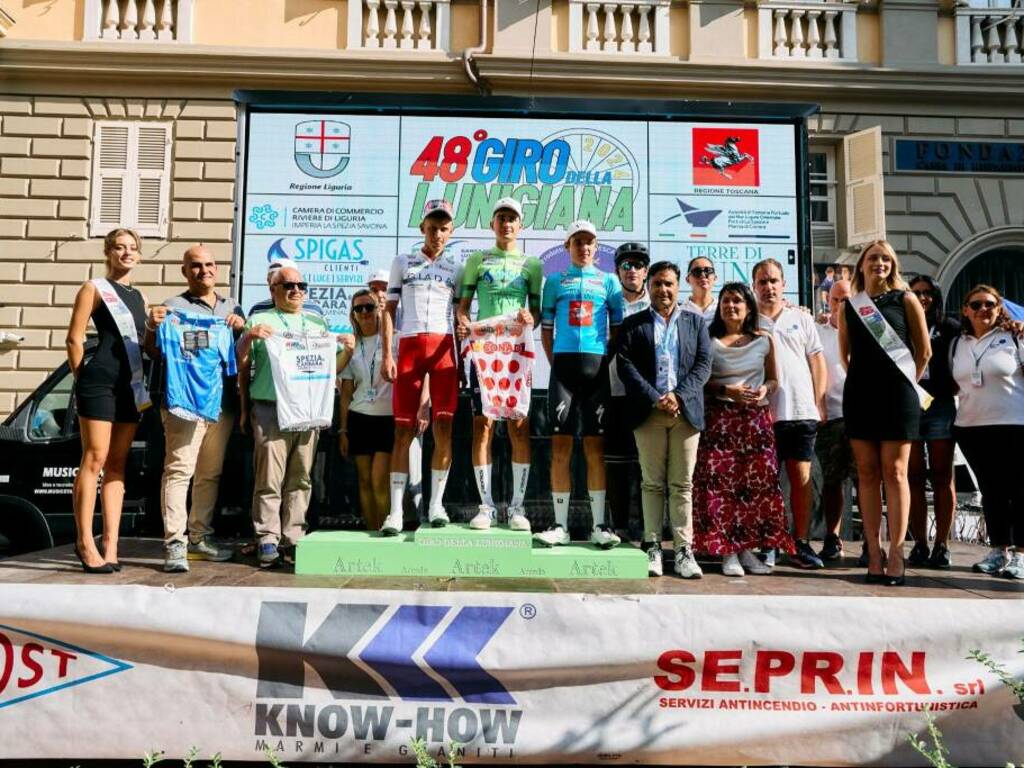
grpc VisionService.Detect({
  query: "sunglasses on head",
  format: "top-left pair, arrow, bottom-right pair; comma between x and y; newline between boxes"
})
618,260 -> 645,271
968,299 -> 997,311
690,267 -> 715,278
278,281 -> 308,292
352,303 -> 377,314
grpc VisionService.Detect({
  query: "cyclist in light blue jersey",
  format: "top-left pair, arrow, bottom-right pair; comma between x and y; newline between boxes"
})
538,220 -> 624,549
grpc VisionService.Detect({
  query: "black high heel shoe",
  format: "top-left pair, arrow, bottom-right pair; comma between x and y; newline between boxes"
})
107,561 -> 123,572
74,546 -> 114,574
865,551 -> 887,585
884,553 -> 906,587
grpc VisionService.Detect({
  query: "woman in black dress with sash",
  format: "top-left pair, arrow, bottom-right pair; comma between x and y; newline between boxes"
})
838,240 -> 931,586
66,229 -> 164,573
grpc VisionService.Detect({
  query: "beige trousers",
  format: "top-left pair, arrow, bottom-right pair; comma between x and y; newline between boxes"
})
160,407 -> 235,546
251,401 -> 317,547
633,408 -> 701,549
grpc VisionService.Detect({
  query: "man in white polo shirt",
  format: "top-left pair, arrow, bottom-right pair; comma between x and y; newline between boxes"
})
753,258 -> 827,569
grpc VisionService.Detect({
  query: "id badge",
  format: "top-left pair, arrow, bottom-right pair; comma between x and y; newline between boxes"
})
971,369 -> 984,388
657,352 -> 671,379
365,387 -> 378,402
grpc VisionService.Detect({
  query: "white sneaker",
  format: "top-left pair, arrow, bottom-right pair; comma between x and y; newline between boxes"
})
739,549 -> 772,575
762,548 -> 776,568
427,506 -> 449,528
647,545 -> 663,577
722,553 -> 744,577
1001,551 -> 1024,580
674,546 -> 703,579
534,524 -> 570,547
590,524 -> 621,549
973,547 -> 1009,574
469,505 -> 494,531
507,505 -> 531,532
380,510 -> 404,536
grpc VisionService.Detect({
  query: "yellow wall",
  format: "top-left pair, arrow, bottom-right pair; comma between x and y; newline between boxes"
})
671,4 -> 689,60
856,10 -> 880,65
452,0 -> 485,54
937,15 -> 955,66
550,0 -> 567,53
193,0 -> 345,49
743,6 -> 756,61
4,0 -> 81,41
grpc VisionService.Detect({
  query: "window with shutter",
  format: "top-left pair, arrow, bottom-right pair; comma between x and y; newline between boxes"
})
89,121 -> 171,238
842,125 -> 886,248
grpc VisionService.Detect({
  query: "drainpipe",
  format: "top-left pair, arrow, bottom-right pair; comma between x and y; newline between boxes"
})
461,0 -> 491,96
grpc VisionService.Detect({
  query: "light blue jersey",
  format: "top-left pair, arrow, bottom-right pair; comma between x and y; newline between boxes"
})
541,263 -> 624,355
157,309 -> 237,422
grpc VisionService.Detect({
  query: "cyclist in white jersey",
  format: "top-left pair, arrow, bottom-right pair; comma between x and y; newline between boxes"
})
380,199 -> 464,533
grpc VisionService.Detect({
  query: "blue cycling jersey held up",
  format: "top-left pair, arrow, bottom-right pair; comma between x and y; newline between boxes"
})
541,263 -> 624,355
157,309 -> 237,423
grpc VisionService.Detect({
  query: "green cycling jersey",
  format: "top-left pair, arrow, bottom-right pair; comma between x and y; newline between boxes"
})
460,246 -> 543,320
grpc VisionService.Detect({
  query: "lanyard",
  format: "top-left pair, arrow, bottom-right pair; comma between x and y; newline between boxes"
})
274,308 -> 307,334
971,334 -> 1001,369
359,334 -> 379,388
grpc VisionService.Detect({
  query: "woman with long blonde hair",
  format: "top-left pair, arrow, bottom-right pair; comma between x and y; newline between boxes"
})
838,240 -> 931,586
66,228 -> 164,573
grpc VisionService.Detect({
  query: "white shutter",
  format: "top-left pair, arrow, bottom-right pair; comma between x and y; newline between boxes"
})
842,126 -> 886,248
89,121 -> 171,238
135,125 -> 171,235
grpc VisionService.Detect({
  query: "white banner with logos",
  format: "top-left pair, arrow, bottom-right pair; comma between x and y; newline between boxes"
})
1,585 -> 1021,765
241,112 -> 803,336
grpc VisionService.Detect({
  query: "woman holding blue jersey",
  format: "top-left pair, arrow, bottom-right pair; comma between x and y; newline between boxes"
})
537,220 -> 624,549
66,229 -> 164,573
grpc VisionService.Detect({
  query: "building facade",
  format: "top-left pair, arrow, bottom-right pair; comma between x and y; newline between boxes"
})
1,0 -> 1023,417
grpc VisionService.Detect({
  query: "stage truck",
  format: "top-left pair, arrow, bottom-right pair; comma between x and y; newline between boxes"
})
0,94 -> 815,555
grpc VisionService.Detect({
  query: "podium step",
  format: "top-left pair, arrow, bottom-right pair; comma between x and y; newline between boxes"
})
295,524 -> 647,579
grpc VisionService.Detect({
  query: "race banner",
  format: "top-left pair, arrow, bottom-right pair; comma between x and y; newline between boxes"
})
240,112 -> 803,341
466,313 -> 535,422
1,585 -> 1021,765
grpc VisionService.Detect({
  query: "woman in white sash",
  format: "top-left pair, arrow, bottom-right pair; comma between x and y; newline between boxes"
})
838,240 -> 931,586
66,229 -> 165,573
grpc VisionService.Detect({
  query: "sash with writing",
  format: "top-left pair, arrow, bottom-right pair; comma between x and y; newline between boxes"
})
849,290 -> 932,410
467,313 -> 535,421
91,278 -> 150,412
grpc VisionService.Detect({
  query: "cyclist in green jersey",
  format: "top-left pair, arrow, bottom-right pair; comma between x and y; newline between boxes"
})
456,198 -> 543,531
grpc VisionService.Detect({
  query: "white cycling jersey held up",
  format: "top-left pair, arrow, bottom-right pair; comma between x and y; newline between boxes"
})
264,331 -> 336,431
387,249 -> 464,337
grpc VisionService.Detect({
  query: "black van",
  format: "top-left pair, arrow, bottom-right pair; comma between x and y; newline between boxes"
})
0,342 -> 586,557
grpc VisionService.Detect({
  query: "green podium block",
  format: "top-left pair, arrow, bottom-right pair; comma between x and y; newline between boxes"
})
295,525 -> 648,580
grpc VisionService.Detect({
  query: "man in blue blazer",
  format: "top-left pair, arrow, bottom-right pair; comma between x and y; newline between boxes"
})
614,261 -> 712,578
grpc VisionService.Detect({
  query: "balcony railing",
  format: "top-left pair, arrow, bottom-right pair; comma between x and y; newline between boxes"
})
347,0 -> 452,51
568,0 -> 672,55
955,7 -> 1023,64
756,0 -> 858,61
84,0 -> 192,42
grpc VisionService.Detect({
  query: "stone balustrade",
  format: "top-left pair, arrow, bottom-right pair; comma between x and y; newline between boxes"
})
347,0 -> 452,51
84,0 -> 192,42
568,0 -> 672,55
956,6 -> 1023,64
757,0 -> 859,61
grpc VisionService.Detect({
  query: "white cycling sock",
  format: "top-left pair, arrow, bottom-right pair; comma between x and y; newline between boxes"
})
511,462 -> 530,509
552,493 -> 569,529
389,473 -> 407,518
473,464 -> 494,508
590,489 -> 607,528
429,469 -> 450,514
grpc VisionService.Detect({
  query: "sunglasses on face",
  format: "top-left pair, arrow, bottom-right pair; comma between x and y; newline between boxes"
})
690,267 -> 715,278
619,261 -> 645,272
968,300 -> 997,311
277,281 -> 308,293
352,303 -> 377,314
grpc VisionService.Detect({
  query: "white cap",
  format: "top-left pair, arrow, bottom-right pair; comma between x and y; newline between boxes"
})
492,197 -> 523,219
565,220 -> 597,241
368,269 -> 389,287
267,257 -> 299,275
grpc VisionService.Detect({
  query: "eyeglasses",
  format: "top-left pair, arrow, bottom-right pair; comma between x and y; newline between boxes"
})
690,267 -> 715,278
618,261 -> 646,271
968,300 -> 997,311
352,304 -> 377,314
278,281 -> 308,293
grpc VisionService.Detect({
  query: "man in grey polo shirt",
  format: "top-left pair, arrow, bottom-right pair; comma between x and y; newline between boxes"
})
150,245 -> 243,572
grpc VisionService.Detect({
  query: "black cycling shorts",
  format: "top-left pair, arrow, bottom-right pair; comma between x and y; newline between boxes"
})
547,353 -> 609,438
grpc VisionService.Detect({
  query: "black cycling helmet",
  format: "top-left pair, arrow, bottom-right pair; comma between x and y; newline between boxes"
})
614,242 -> 650,267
